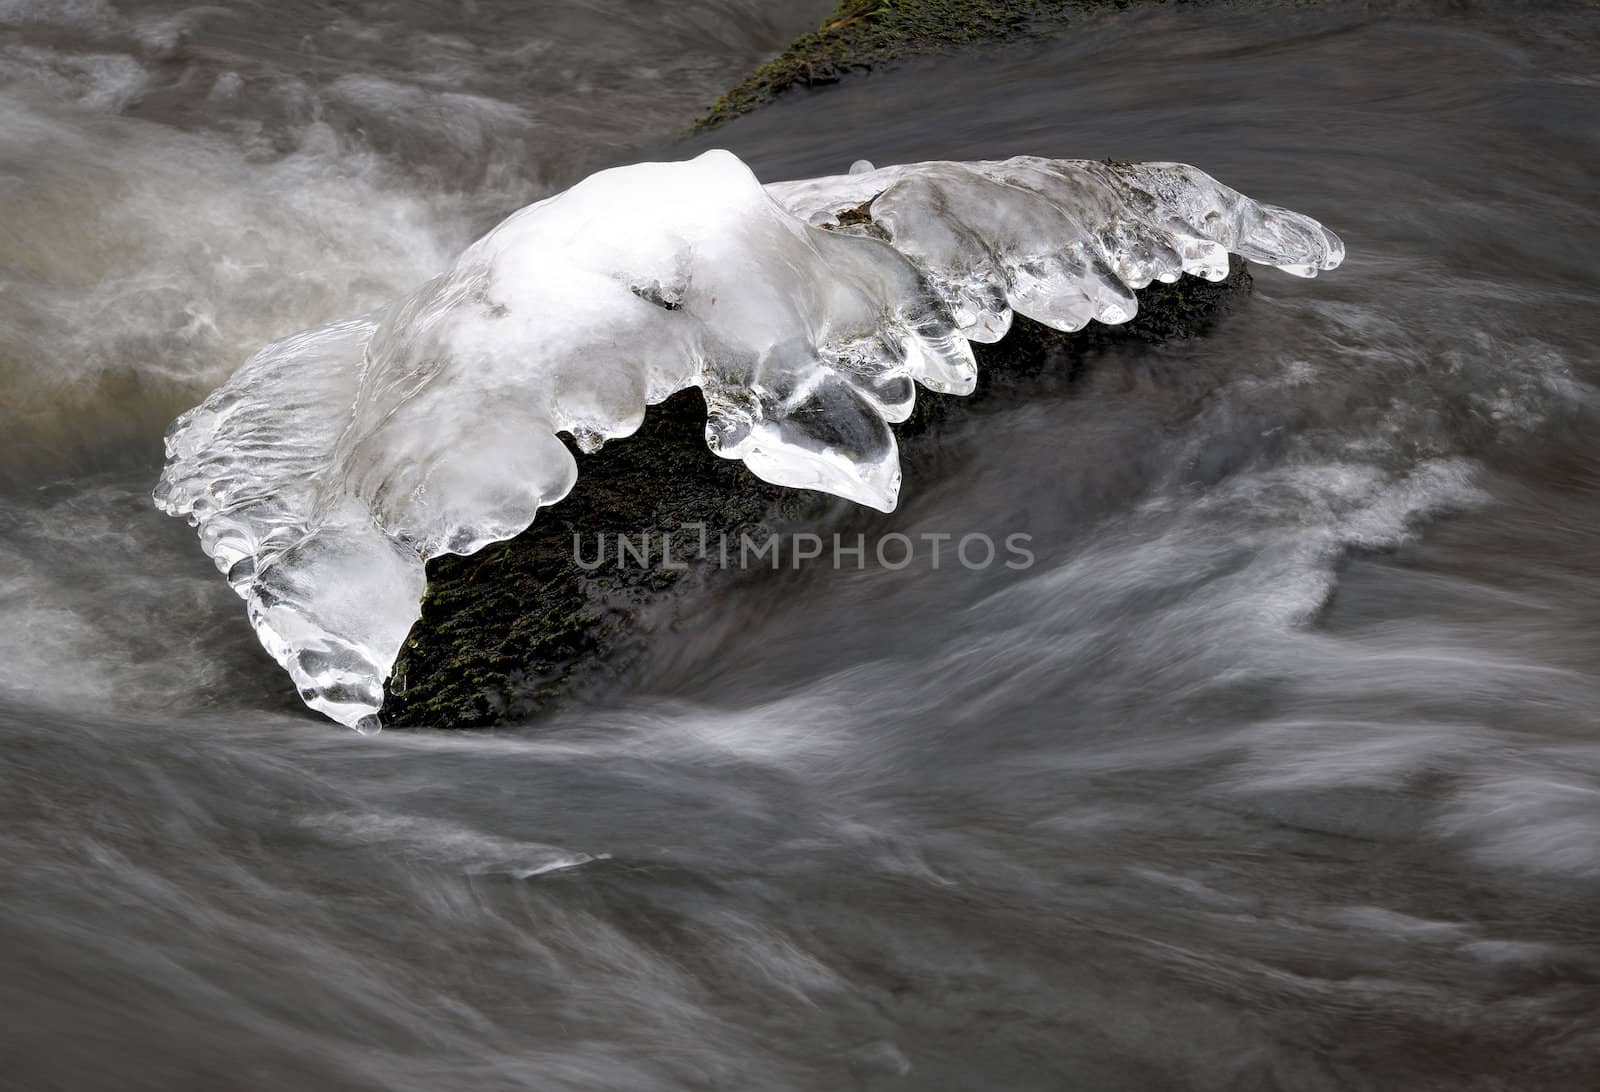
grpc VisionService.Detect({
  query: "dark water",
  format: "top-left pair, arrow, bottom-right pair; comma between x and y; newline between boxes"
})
5,2 -> 1600,1088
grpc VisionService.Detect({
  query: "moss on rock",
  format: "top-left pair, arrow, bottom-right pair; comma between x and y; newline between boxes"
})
694,0 -> 1185,129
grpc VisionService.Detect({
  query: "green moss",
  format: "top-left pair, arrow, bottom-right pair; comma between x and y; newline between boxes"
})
694,0 -> 1179,129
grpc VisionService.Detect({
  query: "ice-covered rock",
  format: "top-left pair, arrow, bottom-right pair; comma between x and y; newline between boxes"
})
155,149 -> 1343,729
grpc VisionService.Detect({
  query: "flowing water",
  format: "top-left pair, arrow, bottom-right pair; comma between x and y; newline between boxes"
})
4,1 -> 1600,1088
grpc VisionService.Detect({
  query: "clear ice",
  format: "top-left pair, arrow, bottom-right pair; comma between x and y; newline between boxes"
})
155,150 -> 1344,729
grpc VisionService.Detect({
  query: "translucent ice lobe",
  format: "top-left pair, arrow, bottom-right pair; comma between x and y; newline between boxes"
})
154,316 -> 379,584
155,149 -> 1344,729
246,500 -> 427,731
767,156 -> 1345,334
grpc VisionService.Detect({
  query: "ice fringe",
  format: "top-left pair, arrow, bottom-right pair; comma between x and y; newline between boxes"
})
154,149 -> 1344,730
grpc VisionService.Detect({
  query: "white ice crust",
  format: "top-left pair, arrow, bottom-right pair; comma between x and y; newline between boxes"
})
155,150 -> 1343,729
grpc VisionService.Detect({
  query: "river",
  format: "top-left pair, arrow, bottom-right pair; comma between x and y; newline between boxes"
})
3,1 -> 1599,1088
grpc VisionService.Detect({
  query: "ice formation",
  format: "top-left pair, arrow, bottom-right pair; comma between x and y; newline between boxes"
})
155,149 -> 1343,730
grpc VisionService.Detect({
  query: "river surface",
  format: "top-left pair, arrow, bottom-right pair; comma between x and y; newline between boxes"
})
4,1 -> 1600,1089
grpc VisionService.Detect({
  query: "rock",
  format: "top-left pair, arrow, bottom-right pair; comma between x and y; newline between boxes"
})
383,259 -> 1252,728
693,0 -> 1227,130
